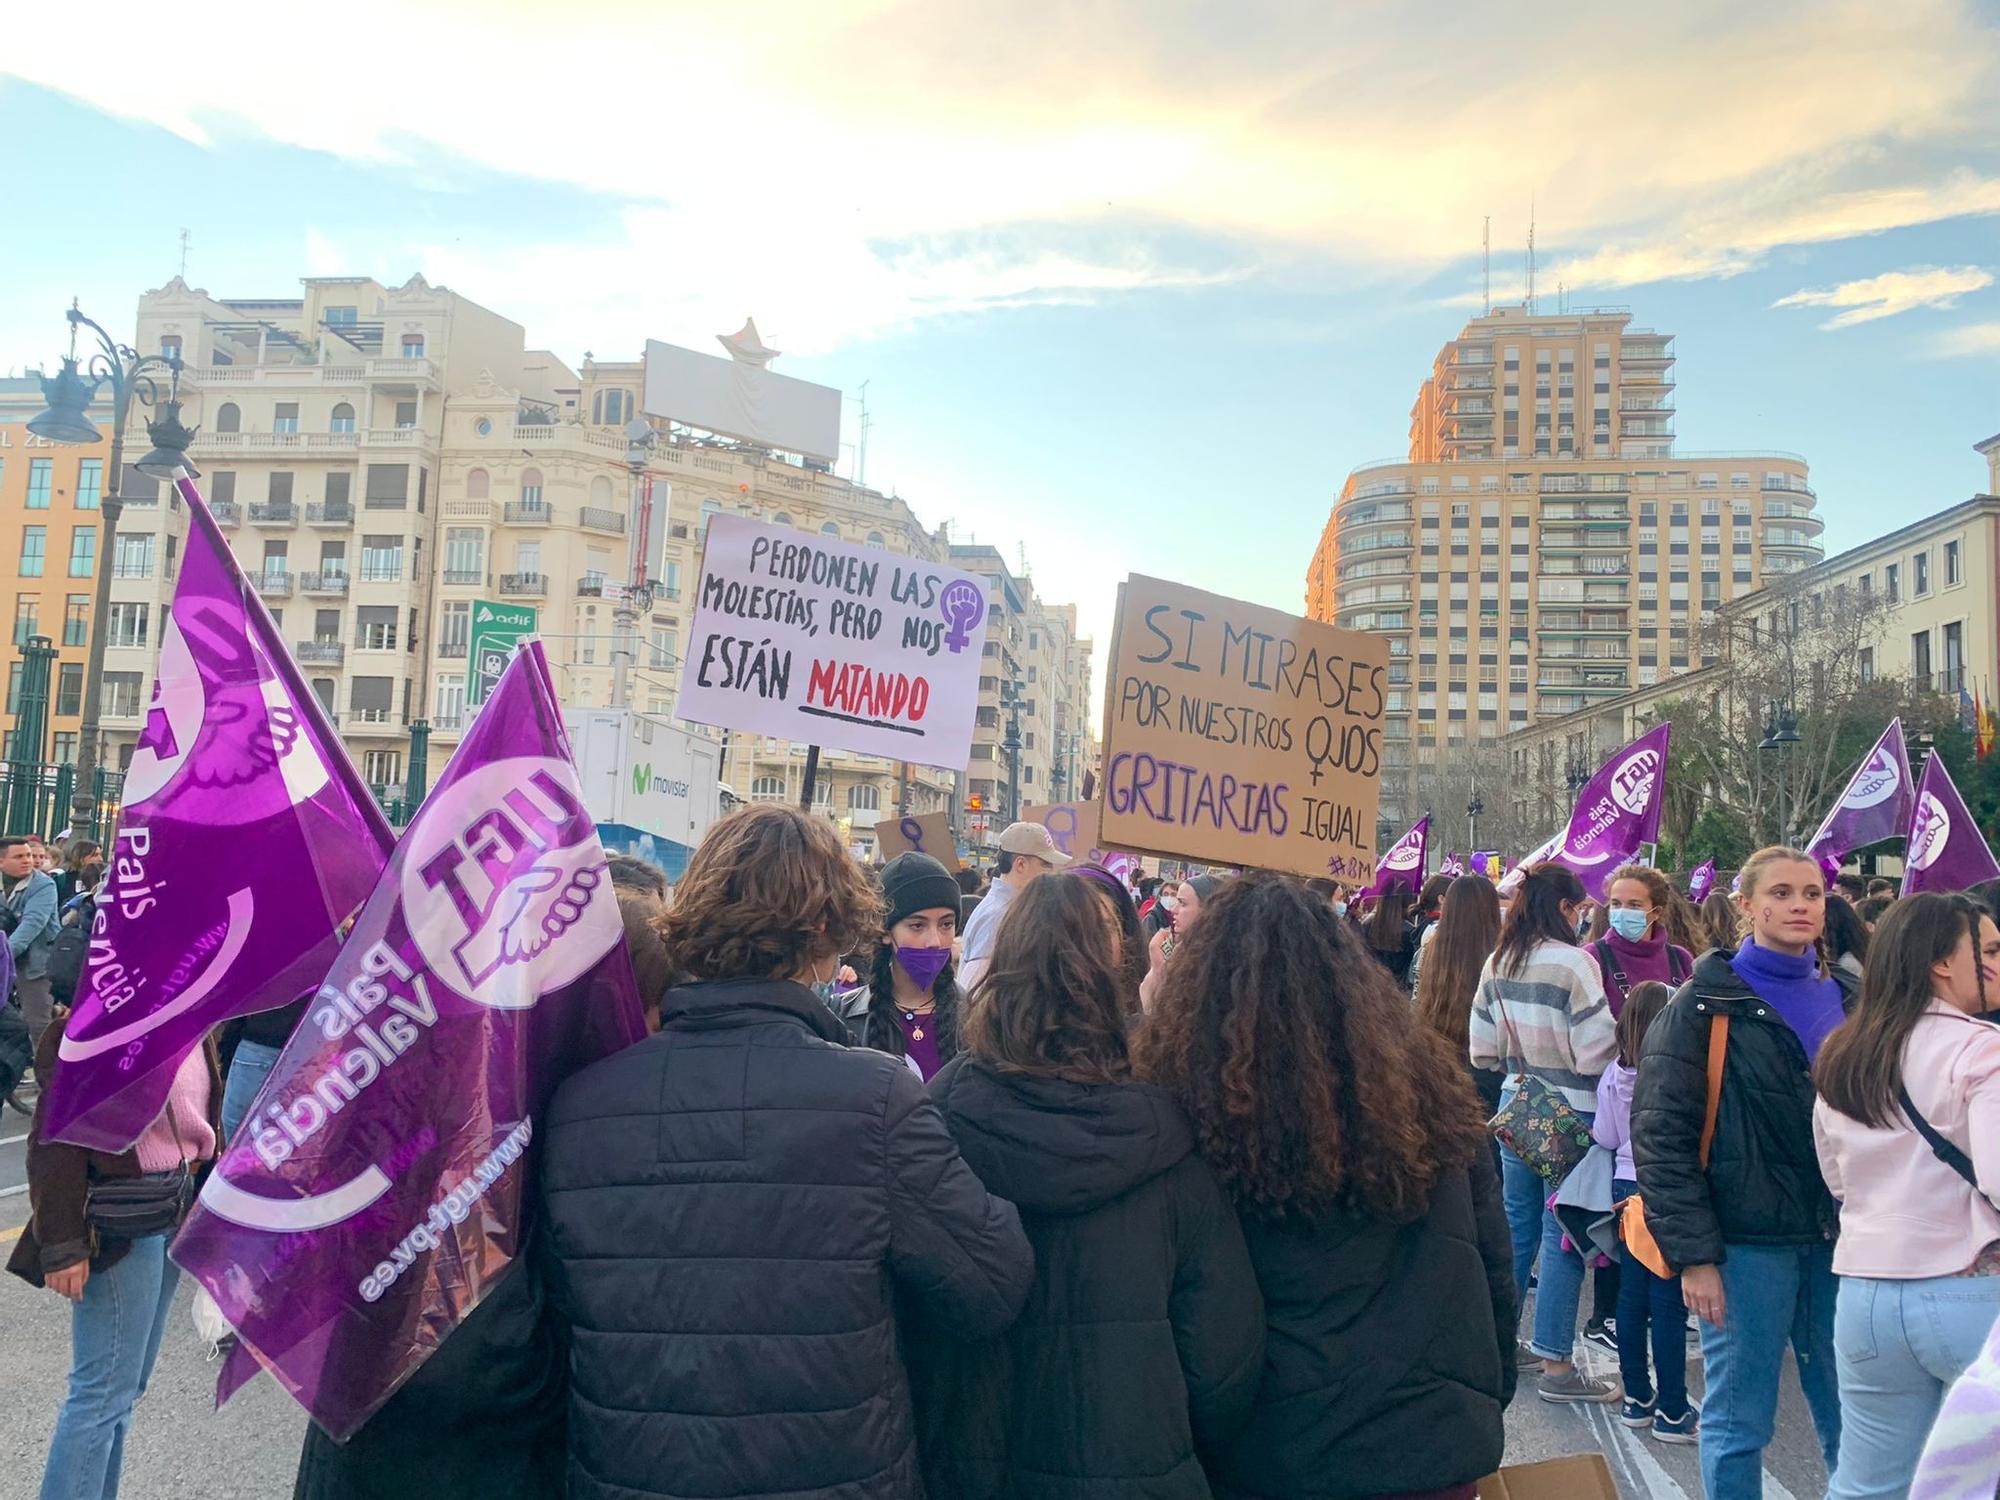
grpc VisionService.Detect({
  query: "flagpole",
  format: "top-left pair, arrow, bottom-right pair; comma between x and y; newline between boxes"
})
799,744 -> 821,813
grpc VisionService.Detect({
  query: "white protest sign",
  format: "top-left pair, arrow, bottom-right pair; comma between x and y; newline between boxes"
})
676,515 -> 989,770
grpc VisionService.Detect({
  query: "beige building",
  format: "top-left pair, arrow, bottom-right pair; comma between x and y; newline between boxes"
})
1307,304 -> 1822,824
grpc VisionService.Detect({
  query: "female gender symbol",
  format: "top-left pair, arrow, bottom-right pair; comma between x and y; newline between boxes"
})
899,816 -> 927,852
1040,806 -> 1080,855
939,579 -> 985,654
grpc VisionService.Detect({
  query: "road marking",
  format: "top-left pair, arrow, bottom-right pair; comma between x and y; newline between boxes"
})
0,1183 -> 27,1199
0,1224 -> 20,1248
0,1132 -> 27,1147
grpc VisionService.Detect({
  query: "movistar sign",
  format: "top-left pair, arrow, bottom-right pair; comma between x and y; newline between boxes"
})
632,762 -> 690,799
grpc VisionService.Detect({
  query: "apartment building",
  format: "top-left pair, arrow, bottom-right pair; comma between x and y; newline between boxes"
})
947,545 -> 1095,839
0,380 -> 114,764
1307,304 -> 1822,825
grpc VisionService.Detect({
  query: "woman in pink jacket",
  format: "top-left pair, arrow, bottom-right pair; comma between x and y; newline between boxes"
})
1814,892 -> 2000,1500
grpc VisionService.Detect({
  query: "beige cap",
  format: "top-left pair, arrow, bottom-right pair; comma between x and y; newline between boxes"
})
996,821 -> 1074,866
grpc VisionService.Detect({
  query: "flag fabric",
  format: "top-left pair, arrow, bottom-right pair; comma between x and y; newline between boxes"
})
1805,719 -> 1914,865
1440,851 -> 1467,877
1363,815 -> 1430,898
1687,859 -> 1716,904
1978,690 -> 1995,762
1499,724 -> 1672,901
170,640 -> 648,1439
1902,752 -> 2000,895
1962,688 -> 1980,733
42,474 -> 393,1150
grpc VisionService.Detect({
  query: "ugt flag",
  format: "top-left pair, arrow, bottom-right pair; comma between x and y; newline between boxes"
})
1687,858 -> 1716,904
171,640 -> 647,1438
43,474 -> 392,1150
1363,814 -> 1429,897
1903,752 -> 2000,895
1806,719 -> 1913,866
1503,724 -> 1671,901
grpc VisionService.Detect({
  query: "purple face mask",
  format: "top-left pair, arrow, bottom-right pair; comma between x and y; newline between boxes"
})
896,945 -> 952,992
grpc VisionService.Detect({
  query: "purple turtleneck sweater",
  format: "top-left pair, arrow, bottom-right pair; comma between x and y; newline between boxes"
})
1732,937 -> 1847,1061
1592,927 -> 1694,1016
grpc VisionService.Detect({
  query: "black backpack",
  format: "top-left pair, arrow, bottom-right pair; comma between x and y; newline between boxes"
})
48,899 -> 92,1005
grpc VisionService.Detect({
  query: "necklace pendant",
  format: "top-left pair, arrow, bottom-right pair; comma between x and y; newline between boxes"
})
910,1025 -> 925,1039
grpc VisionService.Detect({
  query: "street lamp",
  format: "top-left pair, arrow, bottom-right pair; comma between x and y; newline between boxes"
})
609,418 -> 659,713
28,302 -> 191,835
1565,759 -> 1590,796
999,678 -> 1024,823
1758,698 -> 1802,841
1467,792 -> 1485,848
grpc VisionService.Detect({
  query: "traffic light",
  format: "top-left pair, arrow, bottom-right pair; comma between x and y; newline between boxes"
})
968,794 -> 984,811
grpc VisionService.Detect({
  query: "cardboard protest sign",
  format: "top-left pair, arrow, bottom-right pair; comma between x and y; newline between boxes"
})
1021,801 -> 1142,882
675,515 -> 987,770
874,811 -> 954,862
1099,576 -> 1388,881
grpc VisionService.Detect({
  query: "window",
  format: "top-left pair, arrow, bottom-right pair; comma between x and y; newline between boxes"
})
1945,621 -> 1965,684
394,401 -> 417,429
51,732 -> 76,766
361,535 -> 403,582
866,530 -> 885,547
1885,562 -> 1900,600
444,528 -> 484,582
465,468 -> 490,500
1911,630 -> 1932,683
325,306 -> 357,326
113,533 -> 153,579
159,334 -> 182,359
215,402 -> 240,433
75,458 -> 102,510
318,541 -> 348,576
13,595 -> 36,644
1913,550 -> 1931,596
68,526 -> 95,577
3,664 -> 17,715
56,663 -> 82,716
519,469 -> 544,508
820,522 -> 839,538
433,675 -> 466,729
750,776 -> 785,802
274,402 -> 299,433
848,783 -> 881,811
64,595 -> 87,645
103,671 -> 143,718
1946,539 -> 1962,585
26,458 -> 52,508
592,389 -> 631,426
649,627 -> 677,668
515,540 -> 542,576
401,335 -> 425,359
439,601 -> 471,655
107,602 -> 149,649
325,473 -> 351,510
313,608 -> 340,644
365,464 -> 409,509
269,472 -> 295,506
349,677 -> 394,723
358,606 -> 399,650
699,499 -> 722,537
330,402 -> 356,433
363,749 -> 403,785
20,526 -> 45,576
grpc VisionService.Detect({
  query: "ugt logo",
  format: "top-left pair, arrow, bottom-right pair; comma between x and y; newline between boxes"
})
1610,748 -> 1661,817
401,757 -> 620,1007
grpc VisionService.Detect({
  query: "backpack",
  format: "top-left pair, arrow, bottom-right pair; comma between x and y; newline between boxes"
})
48,898 -> 93,1005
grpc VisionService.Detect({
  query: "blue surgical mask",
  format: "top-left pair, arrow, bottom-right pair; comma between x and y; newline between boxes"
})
1332,900 -> 1348,918
1608,908 -> 1652,942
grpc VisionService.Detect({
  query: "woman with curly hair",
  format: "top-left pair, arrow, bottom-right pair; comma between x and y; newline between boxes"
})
1140,873 -> 1515,1500
836,852 -> 966,1080
539,805 -> 1032,1500
913,874 -> 1264,1497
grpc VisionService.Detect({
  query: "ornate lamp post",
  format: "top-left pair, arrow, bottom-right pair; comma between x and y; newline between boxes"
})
1758,698 -> 1802,842
28,302 -> 192,836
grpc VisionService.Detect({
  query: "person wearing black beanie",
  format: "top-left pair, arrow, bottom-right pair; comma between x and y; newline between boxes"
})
837,852 -> 966,1080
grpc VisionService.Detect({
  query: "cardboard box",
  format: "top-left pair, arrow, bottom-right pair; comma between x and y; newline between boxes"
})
1477,1454 -> 1621,1500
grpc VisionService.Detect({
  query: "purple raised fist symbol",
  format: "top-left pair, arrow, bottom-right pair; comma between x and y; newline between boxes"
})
940,579 -> 984,655
899,817 -> 927,851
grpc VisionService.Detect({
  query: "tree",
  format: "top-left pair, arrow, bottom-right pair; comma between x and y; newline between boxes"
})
1408,740 -> 1544,858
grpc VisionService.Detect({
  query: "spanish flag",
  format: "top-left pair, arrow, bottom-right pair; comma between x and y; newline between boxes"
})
1978,689 -> 1996,762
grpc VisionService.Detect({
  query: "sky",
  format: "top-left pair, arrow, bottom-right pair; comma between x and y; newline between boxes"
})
7,0 -> 2000,715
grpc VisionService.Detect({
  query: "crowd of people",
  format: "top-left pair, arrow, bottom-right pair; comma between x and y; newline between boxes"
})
4,811 -> 2000,1500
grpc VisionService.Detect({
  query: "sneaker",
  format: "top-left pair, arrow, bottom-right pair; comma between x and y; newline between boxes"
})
1584,1319 -> 1618,1353
1619,1396 -> 1656,1428
1516,1341 -> 1544,1369
3,1089 -> 28,1116
1652,1406 -> 1700,1444
1538,1367 -> 1622,1405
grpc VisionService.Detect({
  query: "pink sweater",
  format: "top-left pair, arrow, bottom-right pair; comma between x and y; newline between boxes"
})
134,1046 -> 217,1172
1813,1002 -> 2000,1279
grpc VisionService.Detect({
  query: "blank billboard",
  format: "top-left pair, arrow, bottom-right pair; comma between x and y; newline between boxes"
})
642,339 -> 841,461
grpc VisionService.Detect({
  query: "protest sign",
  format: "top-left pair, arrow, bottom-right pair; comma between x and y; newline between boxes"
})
171,640 -> 647,1439
466,599 -> 538,708
1902,752 -> 2000,894
675,514 -> 988,770
44,474 -> 392,1151
875,811 -> 954,862
1806,718 -> 1912,863
1098,576 -> 1388,880
1021,801 -> 1141,882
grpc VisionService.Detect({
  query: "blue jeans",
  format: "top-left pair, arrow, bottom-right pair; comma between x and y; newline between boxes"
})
1498,1098 -> 1596,1361
220,1039 -> 282,1146
1499,1135 -> 1544,1308
1612,1178 -> 1689,1416
1827,1272 -> 2000,1500
41,1234 -> 181,1500
1699,1242 -> 1842,1500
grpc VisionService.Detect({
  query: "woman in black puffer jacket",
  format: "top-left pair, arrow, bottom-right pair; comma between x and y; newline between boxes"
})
913,874 -> 1264,1499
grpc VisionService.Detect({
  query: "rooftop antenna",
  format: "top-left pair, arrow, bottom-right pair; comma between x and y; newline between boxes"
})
1526,197 -> 1536,314
1482,216 -> 1491,315
856,379 -> 872,489
178,227 -> 190,278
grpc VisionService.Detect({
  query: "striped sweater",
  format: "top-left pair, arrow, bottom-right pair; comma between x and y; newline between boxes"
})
1469,939 -> 1619,1113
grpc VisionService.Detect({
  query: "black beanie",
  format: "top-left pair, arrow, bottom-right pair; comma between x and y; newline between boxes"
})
879,852 -> 963,930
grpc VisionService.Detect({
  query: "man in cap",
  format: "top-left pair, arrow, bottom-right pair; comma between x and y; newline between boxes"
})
957,821 -> 1072,994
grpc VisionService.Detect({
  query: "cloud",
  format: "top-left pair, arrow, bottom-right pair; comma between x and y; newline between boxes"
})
1774,265 -> 1994,328
1929,321 -> 2000,357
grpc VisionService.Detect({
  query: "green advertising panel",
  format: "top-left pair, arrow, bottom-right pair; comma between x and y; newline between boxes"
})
466,599 -> 538,706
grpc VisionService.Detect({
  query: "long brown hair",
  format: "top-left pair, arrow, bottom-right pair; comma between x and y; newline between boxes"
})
657,804 -> 883,981
1366,879 -> 1414,951
1414,875 -> 1502,1055
1615,980 -> 1674,1068
1816,893 -> 1990,1128
1493,863 -> 1586,978
1138,872 -> 1484,1223
1699,890 -> 1740,952
960,873 -> 1132,1084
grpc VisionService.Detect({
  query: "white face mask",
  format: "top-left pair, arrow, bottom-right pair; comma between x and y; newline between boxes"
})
1157,895 -> 1179,913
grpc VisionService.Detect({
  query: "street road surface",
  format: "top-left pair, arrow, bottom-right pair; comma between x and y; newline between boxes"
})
0,1137 -> 1833,1499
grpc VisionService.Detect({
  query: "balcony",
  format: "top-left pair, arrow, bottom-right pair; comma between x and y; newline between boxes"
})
1340,503 -> 1415,529
307,502 -> 354,526
431,713 -> 464,732
296,640 -> 345,664
503,501 -> 551,525
437,641 -> 468,659
356,568 -> 403,585
249,502 -> 297,525
348,709 -> 399,732
442,569 -> 486,587
499,572 -> 546,596
577,578 -> 607,597
300,571 -> 349,595
190,431 -> 359,458
210,501 -> 242,526
579,506 -> 626,534
184,355 -> 438,389
250,571 -> 292,597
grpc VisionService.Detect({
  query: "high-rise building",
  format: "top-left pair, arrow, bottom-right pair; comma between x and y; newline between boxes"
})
1307,304 -> 1823,824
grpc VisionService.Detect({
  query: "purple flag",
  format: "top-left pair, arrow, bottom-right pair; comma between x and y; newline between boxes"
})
1806,719 -> 1913,864
43,475 -> 392,1150
1687,858 -> 1716,904
1440,850 -> 1467,878
170,640 -> 647,1438
1903,752 -> 2000,895
1507,725 -> 1672,901
1364,814 -> 1429,897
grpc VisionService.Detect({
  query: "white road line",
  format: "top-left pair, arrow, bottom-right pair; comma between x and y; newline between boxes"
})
0,1132 -> 27,1147
0,1183 -> 27,1199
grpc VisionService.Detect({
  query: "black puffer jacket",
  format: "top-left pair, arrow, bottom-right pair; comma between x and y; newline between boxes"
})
912,1055 -> 1264,1499
540,978 -> 1034,1500
1209,1157 -> 1516,1500
1631,949 -> 1859,1268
